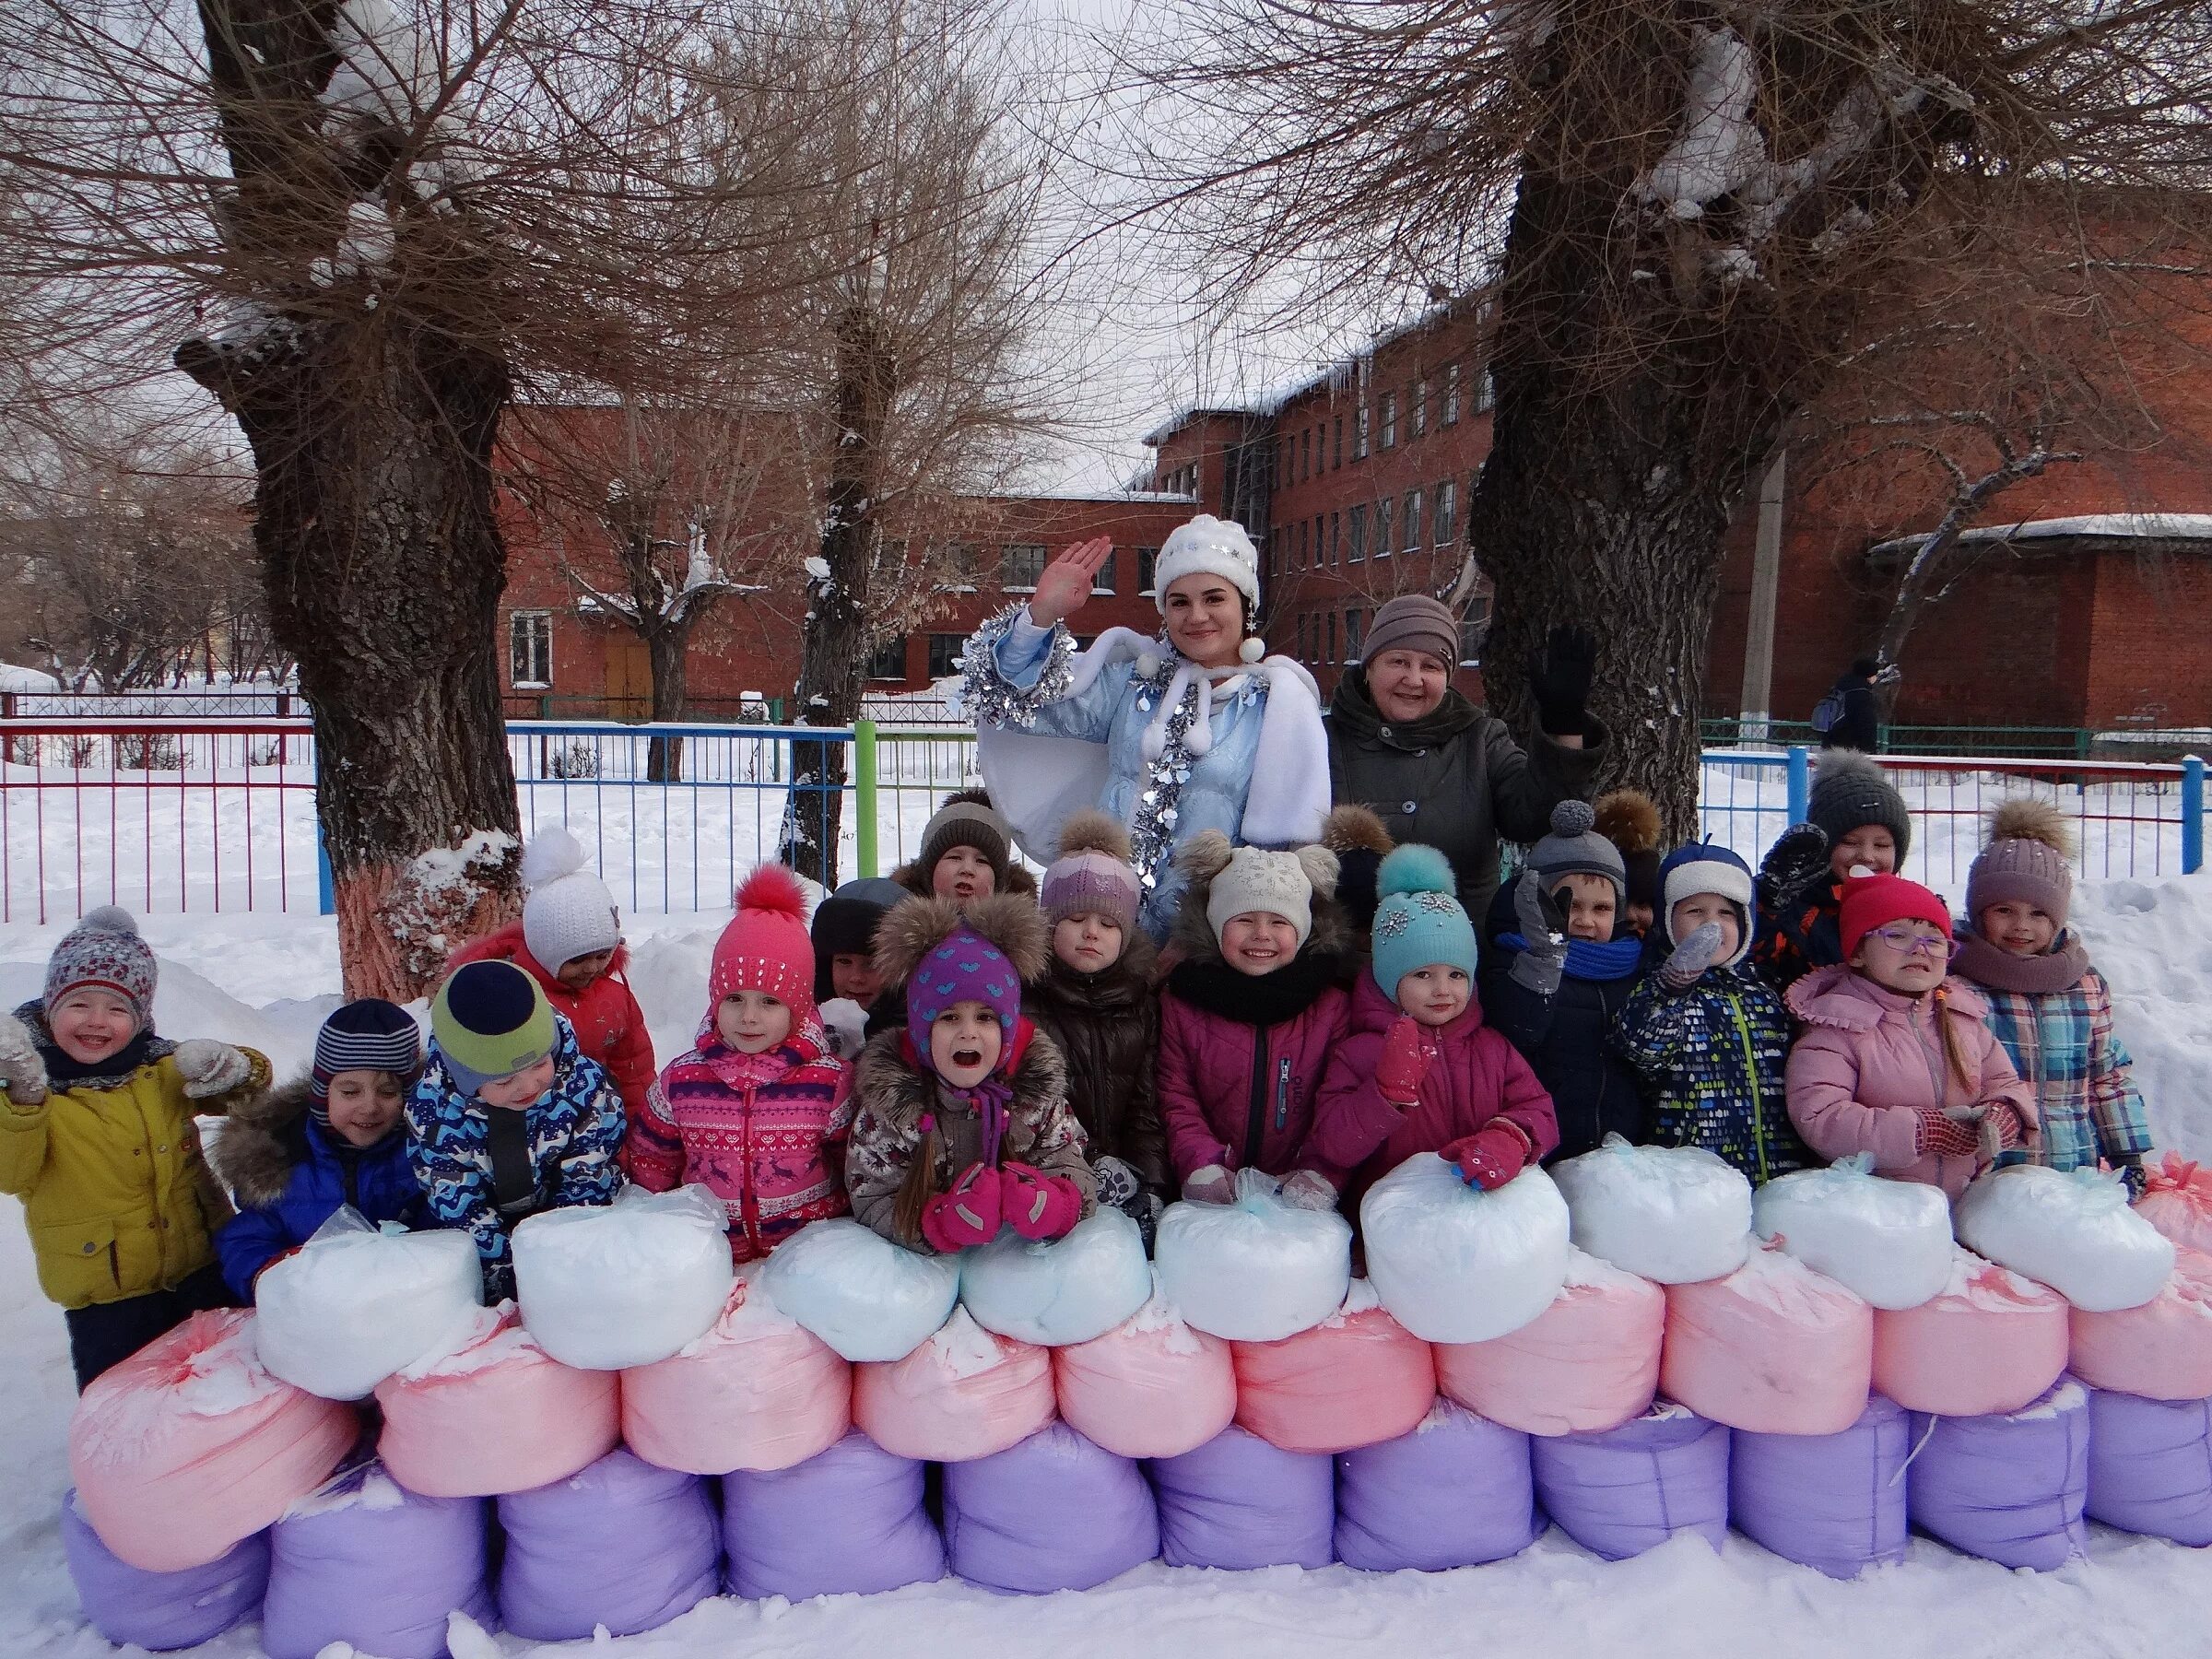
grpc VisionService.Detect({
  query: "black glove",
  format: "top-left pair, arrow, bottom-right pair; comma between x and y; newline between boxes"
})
1528,624 -> 1596,735
1756,822 -> 1830,913
1507,868 -> 1570,999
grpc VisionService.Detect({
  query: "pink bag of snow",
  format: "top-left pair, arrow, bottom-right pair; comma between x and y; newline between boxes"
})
623,1273 -> 852,1475
2070,1245 -> 2212,1401
2135,1154 -> 2212,1257
1871,1248 -> 2068,1417
1436,1249 -> 1664,1436
1660,1242 -> 1871,1436
852,1307 -> 1056,1462
1053,1299 -> 1236,1459
374,1303 -> 618,1498
1231,1286 -> 1436,1454
69,1310 -> 357,1572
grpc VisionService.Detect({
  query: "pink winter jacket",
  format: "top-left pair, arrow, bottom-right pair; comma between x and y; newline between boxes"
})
1157,964 -> 1350,1186
1312,974 -> 1560,1213
1784,965 -> 2039,1198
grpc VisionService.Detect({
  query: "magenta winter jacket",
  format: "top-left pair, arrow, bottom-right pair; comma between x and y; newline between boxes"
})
1784,965 -> 2038,1198
1312,974 -> 1560,1212
1157,962 -> 1350,1186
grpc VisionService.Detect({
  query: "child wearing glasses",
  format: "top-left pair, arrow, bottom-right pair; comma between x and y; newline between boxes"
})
1785,874 -> 2036,1196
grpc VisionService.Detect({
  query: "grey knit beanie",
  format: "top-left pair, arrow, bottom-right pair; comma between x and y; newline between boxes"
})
1807,750 -> 1912,863
1964,799 -> 2074,927
1529,800 -> 1626,904
1362,595 -> 1459,668
917,794 -> 1011,886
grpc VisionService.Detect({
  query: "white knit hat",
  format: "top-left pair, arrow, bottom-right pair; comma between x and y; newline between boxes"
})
519,828 -> 622,972
1153,514 -> 1260,613
1205,843 -> 1339,948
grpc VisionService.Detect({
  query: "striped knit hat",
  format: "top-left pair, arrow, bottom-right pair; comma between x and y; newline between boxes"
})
430,960 -> 556,1096
309,999 -> 423,1123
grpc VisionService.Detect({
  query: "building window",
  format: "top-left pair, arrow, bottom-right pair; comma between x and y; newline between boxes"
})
1136,546 -> 1159,594
1355,402 -> 1371,460
1413,379 -> 1429,438
1376,498 -> 1394,559
509,611 -> 552,688
1001,543 -> 1049,591
1326,610 -> 1337,664
927,633 -> 966,678
1333,416 -> 1344,468
1476,368 -> 1496,412
1297,519 -> 1309,570
1346,606 -> 1365,661
1329,511 -> 1341,564
1403,489 -> 1422,554
1436,479 -> 1457,546
1443,362 -> 1462,425
866,638 -> 907,680
1296,612 -> 1309,659
1460,593 -> 1491,665
1091,547 -> 1116,594
1347,503 -> 1368,562
1380,392 -> 1396,451
1302,428 -> 1312,480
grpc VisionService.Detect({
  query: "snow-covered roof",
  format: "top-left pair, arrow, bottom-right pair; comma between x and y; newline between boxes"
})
981,488 -> 1199,505
1869,512 -> 2212,559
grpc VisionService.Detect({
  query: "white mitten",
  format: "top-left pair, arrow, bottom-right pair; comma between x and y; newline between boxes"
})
175,1038 -> 251,1100
0,1013 -> 48,1106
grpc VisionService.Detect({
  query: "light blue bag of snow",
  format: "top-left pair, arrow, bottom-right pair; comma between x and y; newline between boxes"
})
61,1488 -> 265,1652
723,1429 -> 945,1599
498,1448 -> 722,1640
1155,1169 -> 1352,1342
1750,1154 -> 1953,1311
1359,1155 -> 1571,1343
761,1217 -> 963,1361
1529,1399 -> 1730,1561
1728,1394 -> 1908,1579
1908,1378 -> 2089,1570
1954,1165 -> 2174,1312
1335,1398 -> 1539,1571
944,1421 -> 1159,1592
2085,1387 -> 2212,1546
1149,1424 -> 1335,1569
960,1207 -> 1152,1347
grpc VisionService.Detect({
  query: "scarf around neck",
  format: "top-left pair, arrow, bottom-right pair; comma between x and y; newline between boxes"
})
1498,932 -> 1646,982
1951,927 -> 2091,996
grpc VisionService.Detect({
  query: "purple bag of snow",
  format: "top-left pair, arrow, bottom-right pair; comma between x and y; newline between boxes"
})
61,1488 -> 265,1652
2086,1388 -> 2212,1547
263,1459 -> 495,1659
498,1447 -> 722,1640
1908,1378 -> 2089,1571
1729,1394 -> 1907,1580
723,1429 -> 944,1600
1335,1400 -> 1538,1571
944,1421 -> 1159,1593
1149,1424 -> 1334,1571
1529,1401 -> 1729,1562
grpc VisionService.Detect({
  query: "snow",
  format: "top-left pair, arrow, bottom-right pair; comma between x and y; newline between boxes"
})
1641,26 -> 1765,221
1868,513 -> 2212,560
0,664 -> 62,693
805,556 -> 833,582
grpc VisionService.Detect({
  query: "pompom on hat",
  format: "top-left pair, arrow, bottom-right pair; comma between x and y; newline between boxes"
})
710,865 -> 818,1025
43,906 -> 157,1022
1040,809 -> 1142,933
1369,843 -> 1477,997
1594,790 -> 1665,918
518,828 -> 621,974
1529,799 -> 1627,904
1965,797 -> 2075,929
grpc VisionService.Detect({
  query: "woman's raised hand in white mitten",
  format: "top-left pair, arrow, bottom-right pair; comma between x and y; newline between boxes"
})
1027,535 -> 1113,629
174,1038 -> 251,1100
0,1013 -> 48,1106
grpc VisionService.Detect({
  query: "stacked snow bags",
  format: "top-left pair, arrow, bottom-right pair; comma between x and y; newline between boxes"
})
1530,1401 -> 1730,1561
497,1448 -> 721,1640
1053,1282 -> 1237,1458
375,1302 -> 619,1496
1231,1281 -> 1436,1454
853,1307 -> 1056,1461
763,1217 -> 962,1361
1955,1164 -> 2174,1312
1435,1248 -> 1665,1436
69,1309 -> 356,1571
1872,1248 -> 2069,1417
1906,1379 -> 2090,1570
512,1183 -> 735,1369
623,1268 -> 852,1475
262,1457 -> 495,1659
1155,1171 -> 1352,1341
2069,1245 -> 2212,1401
2085,1389 -> 2212,1546
1359,1154 -> 1571,1343
944,1421 -> 1159,1592
960,1209 -> 1152,1346
723,1429 -> 946,1600
1550,1135 -> 1751,1285
1729,1394 -> 1908,1579
253,1213 -> 482,1399
1335,1400 -> 1539,1571
2135,1153 -> 2212,1256
1661,1243 -> 1873,1434
61,1489 -> 267,1652
1750,1155 -> 1952,1311
1150,1425 -> 1335,1570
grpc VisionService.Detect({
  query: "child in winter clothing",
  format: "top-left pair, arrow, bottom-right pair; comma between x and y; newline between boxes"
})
1617,844 -> 1812,1184
407,959 -> 624,1299
212,998 -> 425,1300
1950,800 -> 2151,1189
1751,751 -> 1912,991
1314,846 -> 1559,1212
1594,790 -> 1665,938
848,894 -> 1096,1254
1786,873 -> 2036,1198
1481,801 -> 1651,1160
629,866 -> 853,1264
810,876 -> 907,1058
1024,812 -> 1170,1230
893,790 -> 1036,903
1157,831 -> 1349,1208
0,908 -> 268,1388
446,828 -> 654,1121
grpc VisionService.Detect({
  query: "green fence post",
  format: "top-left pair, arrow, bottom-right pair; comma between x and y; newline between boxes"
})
854,719 -> 879,879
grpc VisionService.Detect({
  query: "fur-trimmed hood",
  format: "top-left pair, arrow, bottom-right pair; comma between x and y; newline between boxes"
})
210,1077 -> 320,1208
852,1021 -> 1070,1137
873,890 -> 1049,988
890,858 -> 1038,900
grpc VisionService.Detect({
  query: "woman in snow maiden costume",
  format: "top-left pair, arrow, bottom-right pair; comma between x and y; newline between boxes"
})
959,517 -> 1329,940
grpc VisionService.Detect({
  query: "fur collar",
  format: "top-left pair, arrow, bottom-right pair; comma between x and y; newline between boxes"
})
853,1023 -> 1069,1136
209,1077 -> 315,1207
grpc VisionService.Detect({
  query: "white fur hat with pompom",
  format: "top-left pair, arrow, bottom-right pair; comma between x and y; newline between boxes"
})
1152,514 -> 1260,615
520,827 -> 621,973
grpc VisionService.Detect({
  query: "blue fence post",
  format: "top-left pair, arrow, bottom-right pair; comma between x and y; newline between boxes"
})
315,818 -> 335,916
1786,746 -> 1811,826
2183,754 -> 2205,876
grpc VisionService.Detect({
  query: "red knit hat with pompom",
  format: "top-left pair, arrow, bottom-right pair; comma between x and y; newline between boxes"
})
709,865 -> 818,1022
1839,872 -> 1953,961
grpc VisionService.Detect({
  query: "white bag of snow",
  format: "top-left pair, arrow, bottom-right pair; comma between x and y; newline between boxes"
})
1550,1134 -> 1752,1285
959,1207 -> 1152,1347
1154,1168 -> 1352,1342
253,1208 -> 483,1400
1360,1154 -> 1572,1342
512,1183 -> 735,1370
1954,1164 -> 2176,1313
760,1217 -> 964,1362
1751,1152 -> 1954,1311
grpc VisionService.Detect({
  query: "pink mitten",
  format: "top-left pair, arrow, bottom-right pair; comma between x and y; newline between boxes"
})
1373,1016 -> 1433,1104
1001,1161 -> 1082,1241
921,1162 -> 1002,1252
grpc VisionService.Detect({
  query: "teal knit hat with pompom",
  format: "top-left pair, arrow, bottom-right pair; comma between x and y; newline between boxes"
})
1369,843 -> 1478,998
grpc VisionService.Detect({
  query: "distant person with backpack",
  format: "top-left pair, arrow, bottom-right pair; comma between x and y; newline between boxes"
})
1813,657 -> 1886,752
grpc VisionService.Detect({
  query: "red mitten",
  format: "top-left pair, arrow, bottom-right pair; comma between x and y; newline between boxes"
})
1916,1109 -> 1982,1159
1374,1016 -> 1433,1104
921,1162 -> 1002,1253
1000,1161 -> 1082,1241
1442,1119 -> 1535,1192
1986,1100 -> 2028,1151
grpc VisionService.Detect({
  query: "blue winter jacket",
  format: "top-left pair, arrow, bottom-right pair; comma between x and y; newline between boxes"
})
208,1077 -> 424,1300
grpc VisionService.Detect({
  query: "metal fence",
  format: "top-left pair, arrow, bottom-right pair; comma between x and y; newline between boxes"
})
4,716 -> 2205,924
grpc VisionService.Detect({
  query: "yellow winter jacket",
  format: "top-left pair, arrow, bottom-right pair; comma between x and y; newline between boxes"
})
0,1026 -> 270,1311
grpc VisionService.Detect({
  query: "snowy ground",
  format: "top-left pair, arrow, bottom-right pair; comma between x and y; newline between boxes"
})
6,870 -> 2212,1656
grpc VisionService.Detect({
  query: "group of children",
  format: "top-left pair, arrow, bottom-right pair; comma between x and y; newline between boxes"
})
0,750 -> 2153,1394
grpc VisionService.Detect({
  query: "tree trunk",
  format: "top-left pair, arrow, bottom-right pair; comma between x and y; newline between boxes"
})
646,624 -> 688,783
178,318 -> 523,1000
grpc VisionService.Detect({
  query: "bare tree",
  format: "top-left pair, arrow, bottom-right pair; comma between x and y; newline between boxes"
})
1124,0 -> 2212,828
